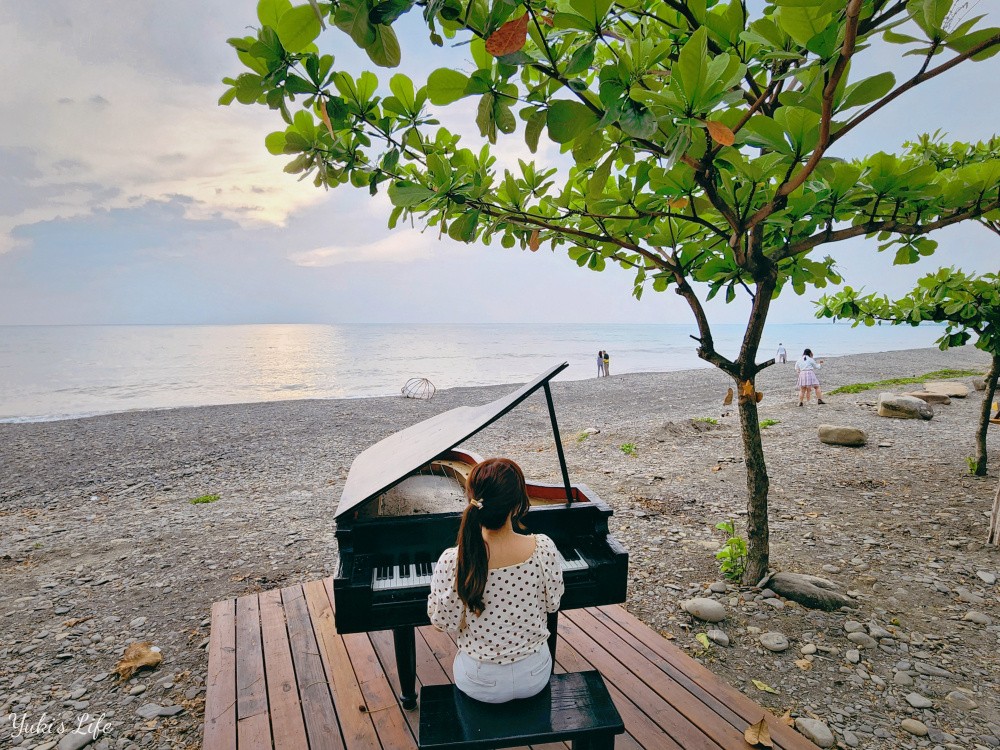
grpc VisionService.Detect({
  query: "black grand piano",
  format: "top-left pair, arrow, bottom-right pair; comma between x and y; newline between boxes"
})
333,362 -> 628,709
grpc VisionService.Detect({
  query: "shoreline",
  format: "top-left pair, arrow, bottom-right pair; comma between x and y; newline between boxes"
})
1,345 -> 998,749
0,342 -> 971,425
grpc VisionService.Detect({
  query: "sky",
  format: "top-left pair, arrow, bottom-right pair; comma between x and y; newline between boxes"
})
0,1 -> 997,327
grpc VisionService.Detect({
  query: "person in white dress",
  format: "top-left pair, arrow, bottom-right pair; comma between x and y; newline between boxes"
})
795,348 -> 825,406
428,458 -> 564,703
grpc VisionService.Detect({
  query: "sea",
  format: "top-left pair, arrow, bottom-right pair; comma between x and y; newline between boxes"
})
0,323 -> 947,423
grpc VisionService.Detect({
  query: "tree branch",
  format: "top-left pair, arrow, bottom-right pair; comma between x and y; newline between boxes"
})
772,198 -> 1000,261
831,31 -> 1000,146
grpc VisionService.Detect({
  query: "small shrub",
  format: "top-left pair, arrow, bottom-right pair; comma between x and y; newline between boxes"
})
714,519 -> 748,582
620,443 -> 637,456
576,432 -> 589,443
190,494 -> 220,505
759,419 -> 780,429
693,416 -> 718,425
965,457 -> 978,475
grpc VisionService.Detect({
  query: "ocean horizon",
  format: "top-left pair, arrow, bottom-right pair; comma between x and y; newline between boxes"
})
0,322 -> 949,423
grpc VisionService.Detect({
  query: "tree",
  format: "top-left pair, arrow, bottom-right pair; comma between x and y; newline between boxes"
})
222,0 -> 1000,582
817,268 -> 1000,477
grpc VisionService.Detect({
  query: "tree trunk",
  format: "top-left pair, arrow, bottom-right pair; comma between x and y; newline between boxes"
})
974,355 -> 999,476
737,381 -> 770,583
989,477 -> 1000,546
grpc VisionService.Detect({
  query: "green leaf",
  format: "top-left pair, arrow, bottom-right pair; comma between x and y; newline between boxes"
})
674,27 -> 709,110
565,42 -> 596,76
389,74 -> 416,112
335,0 -> 377,48
840,72 -> 895,110
427,68 -> 471,105
366,24 -> 401,67
477,93 -> 498,143
264,131 -> 287,154
618,105 -> 657,139
776,6 -> 832,48
525,108 -> 547,153
258,0 -> 293,28
588,154 -> 614,201
569,0 -> 613,29
547,100 -> 599,143
448,210 -> 480,242
388,182 -> 437,207
277,4 -> 322,53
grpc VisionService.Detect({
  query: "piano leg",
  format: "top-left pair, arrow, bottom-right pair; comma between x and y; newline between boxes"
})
546,611 -> 559,675
393,626 -> 418,710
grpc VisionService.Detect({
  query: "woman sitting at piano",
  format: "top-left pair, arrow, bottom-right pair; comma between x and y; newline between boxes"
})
428,457 -> 564,703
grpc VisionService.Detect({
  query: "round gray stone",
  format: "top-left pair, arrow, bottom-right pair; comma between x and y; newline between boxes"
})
818,424 -> 867,447
900,718 -> 928,736
681,598 -> 726,623
794,718 -> 836,748
906,692 -> 933,708
760,632 -> 789,652
706,629 -> 730,647
847,632 -> 877,648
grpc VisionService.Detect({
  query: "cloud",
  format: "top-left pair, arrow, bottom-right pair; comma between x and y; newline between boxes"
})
289,229 -> 440,267
0,1 -> 326,254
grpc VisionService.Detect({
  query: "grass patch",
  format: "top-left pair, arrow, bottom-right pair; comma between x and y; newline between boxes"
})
829,368 -> 982,395
760,419 -> 780,429
620,443 -> 637,456
576,431 -> 590,442
189,494 -> 220,505
693,416 -> 718,425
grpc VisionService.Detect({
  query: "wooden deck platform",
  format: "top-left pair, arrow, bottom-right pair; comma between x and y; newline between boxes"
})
203,578 -> 817,750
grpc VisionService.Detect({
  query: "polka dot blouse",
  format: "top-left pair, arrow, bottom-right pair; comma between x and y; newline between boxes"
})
427,534 -> 565,664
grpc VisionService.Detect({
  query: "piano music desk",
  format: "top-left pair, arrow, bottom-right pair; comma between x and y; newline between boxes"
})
203,577 -> 820,750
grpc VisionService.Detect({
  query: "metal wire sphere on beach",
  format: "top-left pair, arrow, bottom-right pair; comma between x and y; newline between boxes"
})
402,377 -> 436,400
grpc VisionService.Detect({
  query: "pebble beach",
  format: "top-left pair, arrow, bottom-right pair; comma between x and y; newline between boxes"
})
2,345 -> 999,750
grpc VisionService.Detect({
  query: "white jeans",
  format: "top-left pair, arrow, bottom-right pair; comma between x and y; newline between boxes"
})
453,643 -> 551,703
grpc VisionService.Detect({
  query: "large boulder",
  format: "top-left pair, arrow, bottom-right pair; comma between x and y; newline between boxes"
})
923,380 -> 969,398
818,424 -> 867,447
878,393 -> 933,420
904,391 -> 951,405
768,572 -> 853,611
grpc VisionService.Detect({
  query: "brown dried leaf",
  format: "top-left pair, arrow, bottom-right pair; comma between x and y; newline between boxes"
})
116,641 -> 163,681
744,717 -> 773,747
705,119 -> 736,146
318,104 -> 334,136
779,710 -> 795,727
755,390 -> 764,403
794,658 -> 813,671
485,14 -> 530,57
723,387 -> 733,406
711,466 -> 722,473
667,196 -> 689,210
539,13 -> 554,26
63,616 -> 93,628
740,380 -> 755,398
528,228 -> 541,251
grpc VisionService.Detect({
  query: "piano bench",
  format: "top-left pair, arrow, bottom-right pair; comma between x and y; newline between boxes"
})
417,670 -> 624,750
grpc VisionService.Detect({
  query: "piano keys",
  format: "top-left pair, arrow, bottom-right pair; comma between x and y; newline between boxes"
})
333,362 -> 629,709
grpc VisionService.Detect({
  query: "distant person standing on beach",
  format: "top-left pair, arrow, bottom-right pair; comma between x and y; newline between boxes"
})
596,351 -> 605,377
776,343 -> 786,364
795,349 -> 825,406
603,351 -> 610,376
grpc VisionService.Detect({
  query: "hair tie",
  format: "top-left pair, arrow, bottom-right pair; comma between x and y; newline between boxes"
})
468,498 -> 484,509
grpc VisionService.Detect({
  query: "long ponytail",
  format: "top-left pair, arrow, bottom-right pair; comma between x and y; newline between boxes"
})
455,458 -> 530,617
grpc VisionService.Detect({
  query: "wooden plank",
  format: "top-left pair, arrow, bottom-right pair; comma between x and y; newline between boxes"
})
566,609 -> 747,750
236,594 -> 273,750
282,584 -> 344,750
590,607 -> 811,750
204,599 -> 237,750
324,579 -> 416,750
304,579 -> 381,750
552,628 -> 682,750
557,613 -> 720,750
259,589 -> 309,750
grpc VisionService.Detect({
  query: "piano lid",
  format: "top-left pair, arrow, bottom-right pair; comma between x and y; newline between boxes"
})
336,362 -> 569,519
